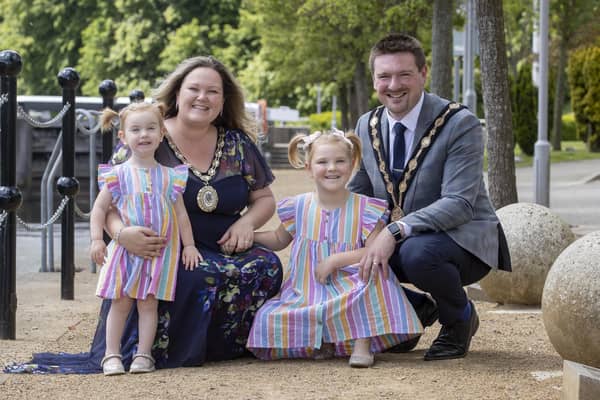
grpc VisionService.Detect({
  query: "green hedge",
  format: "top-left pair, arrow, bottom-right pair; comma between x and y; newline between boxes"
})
561,113 -> 578,141
308,111 -> 342,132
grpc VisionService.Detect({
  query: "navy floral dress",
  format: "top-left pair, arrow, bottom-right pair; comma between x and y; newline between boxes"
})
5,128 -> 283,373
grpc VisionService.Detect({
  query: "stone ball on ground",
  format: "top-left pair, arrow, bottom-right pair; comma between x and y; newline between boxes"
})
479,202 -> 575,305
542,231 -> 600,368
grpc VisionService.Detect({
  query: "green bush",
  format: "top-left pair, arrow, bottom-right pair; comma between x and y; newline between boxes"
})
308,111 -> 342,132
512,61 -> 537,155
561,113 -> 578,141
567,46 -> 600,151
511,59 -> 555,155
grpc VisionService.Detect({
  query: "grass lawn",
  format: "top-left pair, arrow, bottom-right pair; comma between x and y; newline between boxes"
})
485,140 -> 600,168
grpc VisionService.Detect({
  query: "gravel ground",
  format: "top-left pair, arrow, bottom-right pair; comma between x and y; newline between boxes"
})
0,169 -> 565,399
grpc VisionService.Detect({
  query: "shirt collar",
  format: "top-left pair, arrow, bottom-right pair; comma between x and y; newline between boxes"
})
386,92 -> 424,133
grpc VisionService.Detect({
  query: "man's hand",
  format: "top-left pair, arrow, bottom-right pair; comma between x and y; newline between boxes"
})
358,228 -> 397,282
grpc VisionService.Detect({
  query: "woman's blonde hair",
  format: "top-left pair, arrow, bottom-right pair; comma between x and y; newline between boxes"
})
287,129 -> 362,170
152,56 -> 256,141
100,102 -> 167,135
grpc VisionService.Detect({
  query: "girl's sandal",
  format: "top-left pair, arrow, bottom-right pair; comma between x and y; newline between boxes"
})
130,353 -> 156,374
348,352 -> 375,368
101,353 -> 125,376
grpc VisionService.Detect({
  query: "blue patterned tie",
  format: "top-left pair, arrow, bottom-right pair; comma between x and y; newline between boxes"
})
392,122 -> 407,183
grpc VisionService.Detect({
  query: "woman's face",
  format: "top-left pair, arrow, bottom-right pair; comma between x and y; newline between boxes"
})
177,67 -> 225,126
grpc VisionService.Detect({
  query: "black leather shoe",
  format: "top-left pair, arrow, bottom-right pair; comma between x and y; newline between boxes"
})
387,294 -> 439,353
423,301 -> 479,361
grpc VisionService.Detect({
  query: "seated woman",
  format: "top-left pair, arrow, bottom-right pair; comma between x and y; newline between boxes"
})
5,56 -> 283,373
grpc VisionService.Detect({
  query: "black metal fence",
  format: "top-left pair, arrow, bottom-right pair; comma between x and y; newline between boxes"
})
0,50 -> 123,339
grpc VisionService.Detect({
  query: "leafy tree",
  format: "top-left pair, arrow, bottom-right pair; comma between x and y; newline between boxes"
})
549,0 -> 600,150
0,0 -> 99,94
245,0 -> 432,128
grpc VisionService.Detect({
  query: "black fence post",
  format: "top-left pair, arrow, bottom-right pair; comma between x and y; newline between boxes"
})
0,50 -> 23,339
57,67 -> 80,300
99,80 -> 117,163
129,89 -> 145,103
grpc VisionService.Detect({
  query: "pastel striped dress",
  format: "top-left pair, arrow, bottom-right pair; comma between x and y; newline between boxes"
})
95,163 -> 188,301
247,192 -> 422,359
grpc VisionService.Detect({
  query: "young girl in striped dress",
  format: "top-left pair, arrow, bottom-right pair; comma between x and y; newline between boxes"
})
89,102 -> 201,376
247,129 -> 422,368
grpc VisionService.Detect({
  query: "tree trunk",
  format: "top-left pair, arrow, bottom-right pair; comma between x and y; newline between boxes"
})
338,83 -> 350,131
430,0 -> 454,99
348,83 -> 359,128
476,0 -> 518,209
551,36 -> 568,151
353,60 -> 369,119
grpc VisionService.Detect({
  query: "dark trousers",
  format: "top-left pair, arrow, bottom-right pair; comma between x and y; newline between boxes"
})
389,232 -> 490,326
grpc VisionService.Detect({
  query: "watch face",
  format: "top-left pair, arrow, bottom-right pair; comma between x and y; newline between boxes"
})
387,222 -> 401,238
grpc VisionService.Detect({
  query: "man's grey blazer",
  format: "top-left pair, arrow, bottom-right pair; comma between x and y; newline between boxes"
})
348,92 -> 510,271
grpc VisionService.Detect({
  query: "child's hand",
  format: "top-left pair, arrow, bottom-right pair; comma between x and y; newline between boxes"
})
182,245 -> 202,271
315,258 -> 336,284
90,240 -> 107,266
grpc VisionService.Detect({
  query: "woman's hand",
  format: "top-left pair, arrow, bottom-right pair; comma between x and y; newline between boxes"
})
217,219 -> 254,255
117,226 -> 166,259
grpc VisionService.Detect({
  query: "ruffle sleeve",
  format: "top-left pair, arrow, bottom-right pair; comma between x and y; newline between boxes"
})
360,195 -> 389,241
237,131 -> 275,191
169,164 -> 189,202
276,196 -> 296,236
97,164 -> 120,201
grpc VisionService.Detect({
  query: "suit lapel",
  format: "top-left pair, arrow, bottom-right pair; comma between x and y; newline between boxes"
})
411,93 -> 437,157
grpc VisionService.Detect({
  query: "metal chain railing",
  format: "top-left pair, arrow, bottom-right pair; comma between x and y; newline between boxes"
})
16,102 -> 71,128
14,196 -> 69,231
0,209 -> 7,227
75,109 -> 102,136
74,202 -> 91,219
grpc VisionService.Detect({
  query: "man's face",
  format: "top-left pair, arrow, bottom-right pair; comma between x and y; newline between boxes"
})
372,52 -> 427,120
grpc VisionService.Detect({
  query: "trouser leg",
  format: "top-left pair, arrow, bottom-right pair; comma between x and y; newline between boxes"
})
389,232 -> 490,326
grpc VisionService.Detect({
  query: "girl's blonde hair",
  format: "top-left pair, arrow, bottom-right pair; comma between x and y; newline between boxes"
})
100,102 -> 167,135
288,129 -> 362,170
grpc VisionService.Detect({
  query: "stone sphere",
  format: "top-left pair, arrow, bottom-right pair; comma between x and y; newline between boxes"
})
542,231 -> 600,368
479,202 -> 575,305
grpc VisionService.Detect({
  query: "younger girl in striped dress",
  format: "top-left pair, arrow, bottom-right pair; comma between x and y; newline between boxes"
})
89,102 -> 201,376
247,129 -> 422,368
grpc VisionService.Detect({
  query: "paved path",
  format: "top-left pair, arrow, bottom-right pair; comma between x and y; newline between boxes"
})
513,158 -> 600,233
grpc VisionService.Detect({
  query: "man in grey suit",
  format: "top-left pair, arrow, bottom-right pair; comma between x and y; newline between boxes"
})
348,33 -> 511,361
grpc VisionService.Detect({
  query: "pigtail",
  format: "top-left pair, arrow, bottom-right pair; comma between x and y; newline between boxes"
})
288,134 -> 308,169
100,108 -> 119,133
345,132 -> 363,171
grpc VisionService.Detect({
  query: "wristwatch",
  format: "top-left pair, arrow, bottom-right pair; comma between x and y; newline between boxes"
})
386,222 -> 405,242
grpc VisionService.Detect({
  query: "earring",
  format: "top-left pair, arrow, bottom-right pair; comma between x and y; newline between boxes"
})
175,103 -> 179,112
219,108 -> 223,117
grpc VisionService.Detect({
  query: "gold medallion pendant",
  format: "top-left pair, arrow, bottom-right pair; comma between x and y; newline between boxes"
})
196,185 -> 219,212
166,127 -> 225,213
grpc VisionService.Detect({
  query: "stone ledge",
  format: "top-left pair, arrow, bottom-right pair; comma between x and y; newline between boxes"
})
563,360 -> 600,400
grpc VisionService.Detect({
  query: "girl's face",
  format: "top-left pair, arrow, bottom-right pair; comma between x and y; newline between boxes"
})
177,67 -> 224,126
307,141 -> 354,194
119,110 -> 163,161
